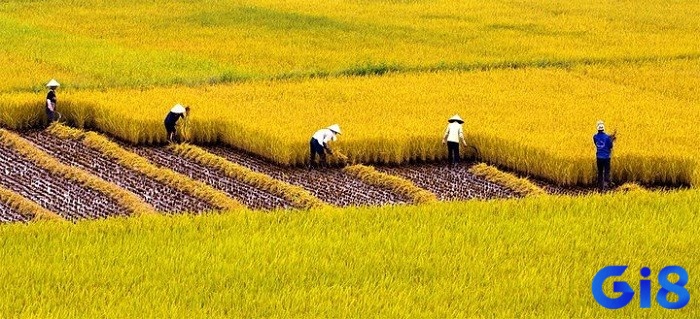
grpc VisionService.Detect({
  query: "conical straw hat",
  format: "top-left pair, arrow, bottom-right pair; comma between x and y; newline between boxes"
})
448,114 -> 464,124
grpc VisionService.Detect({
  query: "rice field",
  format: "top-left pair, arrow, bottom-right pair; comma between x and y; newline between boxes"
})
3,59 -> 698,186
1,0 -> 698,316
0,0 -> 698,91
0,190 -> 698,317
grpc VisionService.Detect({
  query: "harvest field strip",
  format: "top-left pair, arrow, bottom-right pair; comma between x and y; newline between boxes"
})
0,142 -> 124,222
0,185 -> 62,222
23,131 -> 212,214
468,163 -> 546,197
207,146 -> 411,206
377,163 -> 519,201
48,124 -> 241,211
0,197 -> 29,223
127,146 -> 293,211
170,144 -> 327,209
343,164 -> 438,204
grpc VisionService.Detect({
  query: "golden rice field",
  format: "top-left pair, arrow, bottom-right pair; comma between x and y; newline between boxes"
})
2,59 -> 699,186
1,190 -> 698,317
1,0 -> 699,186
1,0 -> 699,317
0,0 -> 699,91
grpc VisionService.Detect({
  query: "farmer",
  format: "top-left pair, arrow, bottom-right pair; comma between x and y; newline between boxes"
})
45,79 -> 60,127
309,124 -> 341,169
442,114 -> 467,166
593,120 -> 616,191
164,104 -> 190,143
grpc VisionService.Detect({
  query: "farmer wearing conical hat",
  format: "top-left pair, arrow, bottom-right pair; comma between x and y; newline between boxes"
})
164,104 -> 190,143
593,120 -> 616,191
45,79 -> 60,127
309,124 -> 341,169
443,114 -> 467,166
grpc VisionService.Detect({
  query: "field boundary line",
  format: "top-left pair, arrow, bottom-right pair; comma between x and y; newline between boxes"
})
468,163 -> 545,197
343,164 -> 437,204
0,128 -> 156,216
170,144 -> 329,210
0,185 -> 64,221
615,183 -> 648,193
48,124 -> 242,211
3,54 -> 699,94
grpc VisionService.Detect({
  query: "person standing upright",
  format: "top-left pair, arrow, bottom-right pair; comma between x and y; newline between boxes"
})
593,120 -> 615,191
45,79 -> 60,127
443,114 -> 467,166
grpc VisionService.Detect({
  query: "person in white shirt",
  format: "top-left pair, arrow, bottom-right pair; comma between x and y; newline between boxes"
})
442,114 -> 467,166
309,124 -> 341,169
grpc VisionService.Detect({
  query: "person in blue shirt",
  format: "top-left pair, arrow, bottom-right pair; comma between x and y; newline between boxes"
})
593,120 -> 616,191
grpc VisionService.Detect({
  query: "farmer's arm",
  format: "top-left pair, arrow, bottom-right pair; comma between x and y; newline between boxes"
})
323,133 -> 334,154
459,126 -> 466,146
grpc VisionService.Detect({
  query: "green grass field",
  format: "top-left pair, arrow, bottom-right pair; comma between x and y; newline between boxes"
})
1,191 -> 697,317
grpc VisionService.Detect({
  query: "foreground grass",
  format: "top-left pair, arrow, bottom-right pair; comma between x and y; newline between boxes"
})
1,191 -> 698,318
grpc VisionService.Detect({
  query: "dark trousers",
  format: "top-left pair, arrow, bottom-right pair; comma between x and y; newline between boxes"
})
596,158 -> 611,190
164,121 -> 177,142
309,138 -> 326,167
46,108 -> 55,126
447,142 -> 460,165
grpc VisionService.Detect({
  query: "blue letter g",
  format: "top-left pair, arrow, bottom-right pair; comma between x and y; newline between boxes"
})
592,265 -> 635,309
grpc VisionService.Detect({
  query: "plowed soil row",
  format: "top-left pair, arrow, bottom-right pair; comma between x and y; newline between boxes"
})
0,143 -> 122,222
0,201 -> 29,223
23,131 -> 212,213
206,147 -> 411,206
127,146 -> 292,210
531,180 -> 593,196
377,163 -> 519,200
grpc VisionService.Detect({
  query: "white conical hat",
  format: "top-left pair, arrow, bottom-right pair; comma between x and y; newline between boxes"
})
597,120 -> 605,131
327,124 -> 341,134
170,104 -> 187,114
46,79 -> 60,87
448,114 -> 464,124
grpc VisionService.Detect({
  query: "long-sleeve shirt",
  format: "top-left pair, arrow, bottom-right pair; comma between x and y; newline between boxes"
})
164,105 -> 187,126
164,112 -> 185,126
444,122 -> 464,143
593,132 -> 614,159
312,128 -> 336,147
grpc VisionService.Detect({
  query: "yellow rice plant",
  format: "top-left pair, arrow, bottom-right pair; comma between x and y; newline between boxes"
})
1,189 -> 700,317
0,128 -> 155,216
343,164 -> 437,204
468,163 -> 545,197
0,185 -> 63,221
48,124 -> 242,211
2,61 -> 698,187
170,143 -> 328,209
